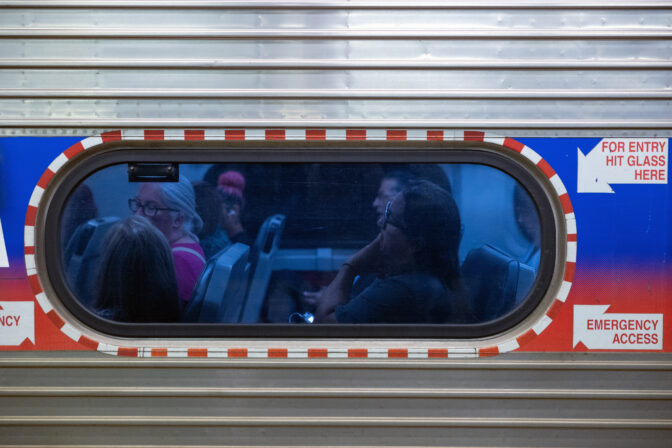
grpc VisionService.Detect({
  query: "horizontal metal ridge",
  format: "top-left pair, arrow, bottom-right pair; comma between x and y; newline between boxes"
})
2,0 -> 671,10
1,386 -> 670,399
2,88 -> 671,100
0,28 -> 670,40
0,445 -> 550,448
2,439 -> 494,448
1,356 -> 672,369
2,416 -> 672,429
2,440 -> 498,448
2,58 -> 670,70
1,118 -> 671,130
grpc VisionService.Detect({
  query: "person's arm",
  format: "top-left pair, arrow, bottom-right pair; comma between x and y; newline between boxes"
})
315,234 -> 383,323
314,263 -> 358,323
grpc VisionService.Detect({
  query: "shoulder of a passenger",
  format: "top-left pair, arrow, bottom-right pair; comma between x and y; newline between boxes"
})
372,275 -> 416,295
390,272 -> 446,295
171,243 -> 206,265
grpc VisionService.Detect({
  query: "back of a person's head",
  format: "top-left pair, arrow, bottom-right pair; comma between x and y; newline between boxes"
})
407,165 -> 453,195
383,170 -> 416,194
401,180 -> 461,285
192,181 -> 222,237
217,170 -> 246,209
157,174 -> 203,237
95,215 -> 180,322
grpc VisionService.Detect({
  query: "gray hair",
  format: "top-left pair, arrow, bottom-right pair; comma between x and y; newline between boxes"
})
157,174 -> 203,240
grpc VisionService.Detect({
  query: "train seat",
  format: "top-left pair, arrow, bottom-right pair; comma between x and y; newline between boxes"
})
515,262 -> 537,306
63,216 -> 120,309
239,214 -> 286,323
182,242 -> 250,323
461,244 -> 525,322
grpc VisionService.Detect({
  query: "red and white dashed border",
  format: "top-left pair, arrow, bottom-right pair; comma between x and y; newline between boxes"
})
24,129 -> 576,358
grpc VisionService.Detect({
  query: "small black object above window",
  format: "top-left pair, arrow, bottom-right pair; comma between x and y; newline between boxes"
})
128,163 -> 179,182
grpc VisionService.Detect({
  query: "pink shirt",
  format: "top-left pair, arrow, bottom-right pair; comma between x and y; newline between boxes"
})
171,242 -> 206,302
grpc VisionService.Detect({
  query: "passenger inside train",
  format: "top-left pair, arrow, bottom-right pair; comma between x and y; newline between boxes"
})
94,215 -> 181,323
372,170 -> 417,223
130,176 -> 206,305
192,181 -> 231,260
314,180 -> 467,323
60,161 -> 541,325
217,170 -> 252,246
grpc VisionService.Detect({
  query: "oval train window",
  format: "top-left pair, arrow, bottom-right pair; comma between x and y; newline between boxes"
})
42,143 -> 557,339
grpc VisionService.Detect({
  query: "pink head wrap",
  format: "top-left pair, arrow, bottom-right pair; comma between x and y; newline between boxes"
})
217,170 -> 246,208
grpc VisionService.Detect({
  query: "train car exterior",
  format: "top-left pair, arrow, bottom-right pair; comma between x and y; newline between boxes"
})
0,1 -> 670,447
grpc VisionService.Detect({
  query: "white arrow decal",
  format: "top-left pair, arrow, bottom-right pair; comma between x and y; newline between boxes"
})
0,301 -> 35,346
0,218 -> 8,268
574,305 -> 663,350
577,138 -> 668,193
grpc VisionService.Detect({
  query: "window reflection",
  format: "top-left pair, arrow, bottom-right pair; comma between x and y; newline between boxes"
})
95,215 -> 181,322
61,163 -> 541,325
314,180 -> 465,324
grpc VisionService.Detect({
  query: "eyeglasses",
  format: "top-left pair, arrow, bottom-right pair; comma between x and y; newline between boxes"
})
128,198 -> 178,217
383,200 -> 407,233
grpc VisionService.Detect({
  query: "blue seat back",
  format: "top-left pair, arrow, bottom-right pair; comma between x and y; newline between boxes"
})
461,244 -> 522,322
183,242 -> 250,323
64,216 -> 120,308
240,214 -> 285,323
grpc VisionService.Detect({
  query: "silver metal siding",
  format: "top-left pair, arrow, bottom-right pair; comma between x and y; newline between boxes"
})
1,352 -> 671,446
0,2 -> 671,446
0,1 -> 670,135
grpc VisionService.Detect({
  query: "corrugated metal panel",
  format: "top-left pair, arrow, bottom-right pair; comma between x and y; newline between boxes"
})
1,352 -> 671,446
0,1 -> 670,135
0,3 -> 671,446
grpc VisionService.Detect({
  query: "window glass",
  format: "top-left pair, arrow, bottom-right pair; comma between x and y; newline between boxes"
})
59,162 -> 543,327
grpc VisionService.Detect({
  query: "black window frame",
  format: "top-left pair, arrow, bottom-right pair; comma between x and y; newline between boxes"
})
41,140 -> 557,339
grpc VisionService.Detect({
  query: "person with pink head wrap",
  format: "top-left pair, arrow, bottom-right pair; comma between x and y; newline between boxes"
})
217,170 -> 251,246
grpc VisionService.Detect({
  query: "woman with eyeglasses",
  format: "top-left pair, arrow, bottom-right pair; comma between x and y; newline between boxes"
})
129,174 -> 205,304
315,180 -> 465,324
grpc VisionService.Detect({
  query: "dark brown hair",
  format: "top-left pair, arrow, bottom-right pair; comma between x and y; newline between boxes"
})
401,180 -> 461,289
192,181 -> 223,237
94,215 -> 180,322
